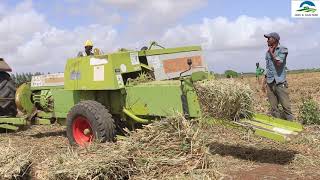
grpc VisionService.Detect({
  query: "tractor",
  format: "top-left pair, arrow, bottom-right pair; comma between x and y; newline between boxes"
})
0,43 -> 302,146
0,58 -> 17,117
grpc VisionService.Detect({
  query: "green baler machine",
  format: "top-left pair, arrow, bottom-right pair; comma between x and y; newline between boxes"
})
1,45 -> 302,146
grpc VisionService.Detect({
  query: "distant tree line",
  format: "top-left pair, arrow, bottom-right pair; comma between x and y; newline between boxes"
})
211,70 -> 240,79
212,68 -> 320,79
11,72 -> 43,86
287,68 -> 320,74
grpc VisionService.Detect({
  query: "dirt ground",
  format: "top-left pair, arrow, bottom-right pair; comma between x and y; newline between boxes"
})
0,72 -> 319,179
242,72 -> 320,117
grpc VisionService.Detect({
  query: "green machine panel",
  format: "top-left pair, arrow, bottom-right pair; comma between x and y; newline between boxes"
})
64,55 -> 120,90
184,80 -> 202,118
125,81 -> 183,117
64,51 -> 142,91
52,89 -> 80,118
125,80 -> 202,118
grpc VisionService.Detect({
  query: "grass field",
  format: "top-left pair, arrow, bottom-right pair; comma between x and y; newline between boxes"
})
0,72 -> 319,179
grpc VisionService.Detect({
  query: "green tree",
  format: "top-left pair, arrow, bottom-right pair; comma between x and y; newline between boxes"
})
224,70 -> 239,78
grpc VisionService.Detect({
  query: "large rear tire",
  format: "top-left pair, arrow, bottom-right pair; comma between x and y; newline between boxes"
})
66,100 -> 116,146
0,72 -> 17,116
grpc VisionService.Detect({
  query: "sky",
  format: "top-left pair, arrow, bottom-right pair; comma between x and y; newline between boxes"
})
1,0 -> 319,73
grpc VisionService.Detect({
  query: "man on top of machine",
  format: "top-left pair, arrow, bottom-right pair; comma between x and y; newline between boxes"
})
78,40 -> 94,57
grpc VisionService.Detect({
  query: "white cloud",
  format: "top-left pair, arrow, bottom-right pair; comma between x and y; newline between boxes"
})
30,0 -> 208,50
201,16 -> 295,51
100,0 -> 207,37
161,24 -> 204,47
0,2 -> 49,53
161,16 -> 296,51
159,16 -> 319,73
1,0 -> 319,74
0,1 -> 117,73
7,25 -> 117,72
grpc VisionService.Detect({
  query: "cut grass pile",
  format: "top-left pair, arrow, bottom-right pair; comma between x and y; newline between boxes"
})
195,79 -> 254,120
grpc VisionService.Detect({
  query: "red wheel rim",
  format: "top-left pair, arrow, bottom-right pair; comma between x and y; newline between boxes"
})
72,116 -> 94,146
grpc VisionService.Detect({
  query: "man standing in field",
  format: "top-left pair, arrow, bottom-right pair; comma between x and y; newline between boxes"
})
256,62 -> 265,83
263,32 -> 294,120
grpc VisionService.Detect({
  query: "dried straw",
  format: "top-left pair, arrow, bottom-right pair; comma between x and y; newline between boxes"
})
36,116 -> 215,179
194,79 -> 254,120
0,141 -> 31,179
36,142 -> 135,180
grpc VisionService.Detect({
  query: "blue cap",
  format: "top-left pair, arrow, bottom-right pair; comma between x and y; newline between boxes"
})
264,32 -> 280,41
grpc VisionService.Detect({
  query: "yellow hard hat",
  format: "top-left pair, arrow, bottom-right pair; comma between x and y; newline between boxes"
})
84,40 -> 93,47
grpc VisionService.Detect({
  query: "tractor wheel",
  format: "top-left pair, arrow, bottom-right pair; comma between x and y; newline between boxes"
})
0,72 -> 17,116
66,100 -> 116,146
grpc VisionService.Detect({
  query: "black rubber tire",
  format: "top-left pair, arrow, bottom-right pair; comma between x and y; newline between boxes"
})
66,100 -> 116,146
0,72 -> 17,116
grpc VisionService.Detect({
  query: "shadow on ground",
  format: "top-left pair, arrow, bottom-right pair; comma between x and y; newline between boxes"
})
209,142 -> 297,165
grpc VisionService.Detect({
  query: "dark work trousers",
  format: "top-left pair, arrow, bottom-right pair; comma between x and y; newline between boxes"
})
266,81 -> 294,120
